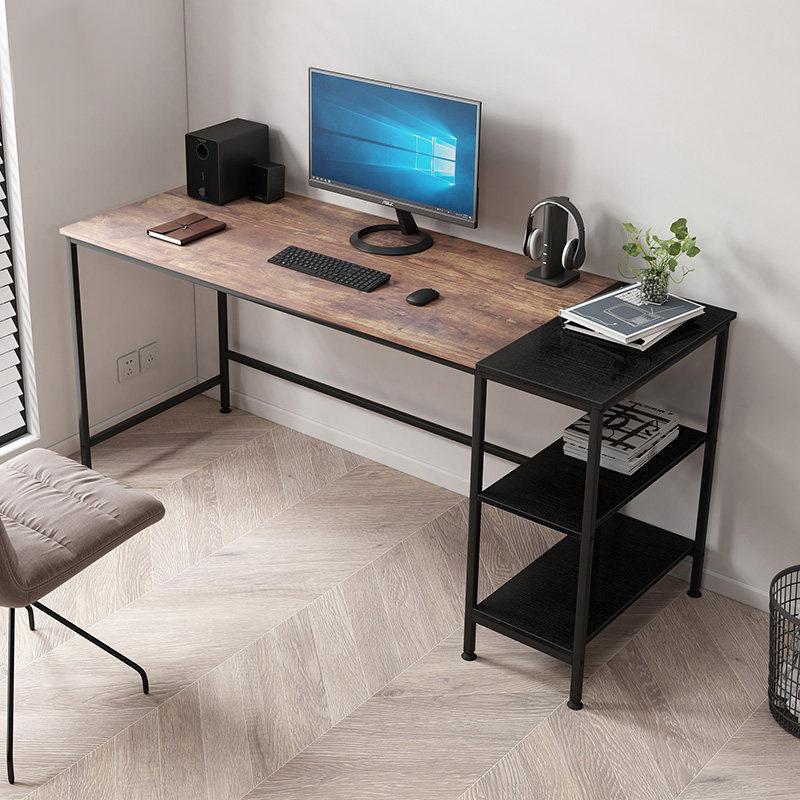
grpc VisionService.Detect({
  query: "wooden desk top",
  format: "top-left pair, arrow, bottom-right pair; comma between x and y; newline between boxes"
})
61,188 -> 613,370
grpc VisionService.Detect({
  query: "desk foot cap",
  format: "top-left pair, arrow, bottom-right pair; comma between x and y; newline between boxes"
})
461,652 -> 477,662
567,699 -> 584,711
219,408 -> 232,415
687,589 -> 702,598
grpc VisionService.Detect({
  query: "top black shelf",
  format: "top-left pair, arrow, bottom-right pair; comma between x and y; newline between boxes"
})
477,298 -> 736,410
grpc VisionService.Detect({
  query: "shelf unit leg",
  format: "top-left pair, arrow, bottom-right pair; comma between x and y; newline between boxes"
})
217,292 -> 232,414
462,375 -> 487,661
568,406 -> 603,710
688,328 -> 730,598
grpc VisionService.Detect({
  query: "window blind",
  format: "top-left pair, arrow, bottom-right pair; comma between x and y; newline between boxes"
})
0,120 -> 26,444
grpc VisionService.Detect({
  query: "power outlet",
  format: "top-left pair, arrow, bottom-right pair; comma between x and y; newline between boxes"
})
117,351 -> 139,383
139,341 -> 159,373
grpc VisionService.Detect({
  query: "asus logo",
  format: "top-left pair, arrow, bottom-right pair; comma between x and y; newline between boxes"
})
382,200 -> 394,207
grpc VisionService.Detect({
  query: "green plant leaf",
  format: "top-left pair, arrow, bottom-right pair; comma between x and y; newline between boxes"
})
643,254 -> 656,264
668,241 -> 681,256
670,219 -> 688,240
622,222 -> 639,235
686,245 -> 700,256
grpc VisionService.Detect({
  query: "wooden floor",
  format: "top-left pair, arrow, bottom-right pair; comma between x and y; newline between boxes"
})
0,397 -> 792,799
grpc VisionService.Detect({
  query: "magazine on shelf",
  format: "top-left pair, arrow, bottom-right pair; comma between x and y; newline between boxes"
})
563,427 -> 679,474
559,283 -> 704,344
563,400 -> 679,461
562,321 -> 674,351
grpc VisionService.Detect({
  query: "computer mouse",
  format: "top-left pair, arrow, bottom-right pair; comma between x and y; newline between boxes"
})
406,288 -> 440,306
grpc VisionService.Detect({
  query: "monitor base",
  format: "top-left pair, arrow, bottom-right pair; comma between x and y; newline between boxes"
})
350,209 -> 433,256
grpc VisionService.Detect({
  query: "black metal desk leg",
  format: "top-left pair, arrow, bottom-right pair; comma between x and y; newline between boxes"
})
462,375 -> 487,661
6,608 -> 14,784
568,406 -> 603,710
217,292 -> 231,414
67,241 -> 92,468
688,327 -> 730,597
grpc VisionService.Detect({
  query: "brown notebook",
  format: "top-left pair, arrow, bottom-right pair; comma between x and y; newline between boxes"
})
146,212 -> 226,245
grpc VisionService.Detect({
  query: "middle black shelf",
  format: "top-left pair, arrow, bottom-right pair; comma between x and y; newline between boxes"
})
479,425 -> 706,536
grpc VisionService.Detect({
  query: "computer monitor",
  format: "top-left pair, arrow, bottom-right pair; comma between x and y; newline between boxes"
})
309,68 -> 481,256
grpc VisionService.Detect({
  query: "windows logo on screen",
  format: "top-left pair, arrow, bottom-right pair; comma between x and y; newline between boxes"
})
414,135 -> 457,184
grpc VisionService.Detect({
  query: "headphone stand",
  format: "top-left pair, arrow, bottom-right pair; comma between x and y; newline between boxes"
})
525,266 -> 581,287
350,209 -> 433,256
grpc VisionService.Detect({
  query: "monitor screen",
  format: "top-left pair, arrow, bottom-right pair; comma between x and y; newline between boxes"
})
309,69 -> 480,227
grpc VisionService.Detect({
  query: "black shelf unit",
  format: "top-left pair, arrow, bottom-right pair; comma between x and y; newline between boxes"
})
462,301 -> 737,710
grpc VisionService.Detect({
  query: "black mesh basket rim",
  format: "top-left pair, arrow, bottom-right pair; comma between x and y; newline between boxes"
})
770,564 -> 800,623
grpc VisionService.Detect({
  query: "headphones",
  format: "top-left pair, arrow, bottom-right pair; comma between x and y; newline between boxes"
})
523,196 -> 586,271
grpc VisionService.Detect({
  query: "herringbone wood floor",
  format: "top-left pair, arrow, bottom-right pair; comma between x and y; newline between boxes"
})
0,397 -> 790,799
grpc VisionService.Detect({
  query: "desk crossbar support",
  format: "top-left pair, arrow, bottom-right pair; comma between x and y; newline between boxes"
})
88,375 -> 224,448
226,348 -> 526,466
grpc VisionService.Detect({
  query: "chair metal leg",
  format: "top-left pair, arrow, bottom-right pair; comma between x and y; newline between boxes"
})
7,608 -> 14,784
32,602 -> 149,694
24,606 -> 34,632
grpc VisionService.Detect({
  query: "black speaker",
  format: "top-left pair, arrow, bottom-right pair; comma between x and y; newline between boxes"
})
186,118 -> 269,205
250,162 -> 285,204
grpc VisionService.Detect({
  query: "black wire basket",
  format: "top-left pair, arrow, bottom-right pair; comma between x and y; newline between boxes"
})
769,565 -> 800,737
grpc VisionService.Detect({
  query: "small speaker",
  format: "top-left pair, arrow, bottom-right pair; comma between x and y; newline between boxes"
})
250,162 -> 285,204
186,118 -> 269,205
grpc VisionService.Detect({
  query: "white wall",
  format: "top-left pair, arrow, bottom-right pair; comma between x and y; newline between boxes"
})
184,0 -> 800,609
3,0 -> 196,452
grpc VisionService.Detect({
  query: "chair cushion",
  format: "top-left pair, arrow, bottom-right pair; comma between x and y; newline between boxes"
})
0,448 -> 165,607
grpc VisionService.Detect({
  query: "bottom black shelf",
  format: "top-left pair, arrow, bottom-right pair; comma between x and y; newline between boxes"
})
473,514 -> 693,661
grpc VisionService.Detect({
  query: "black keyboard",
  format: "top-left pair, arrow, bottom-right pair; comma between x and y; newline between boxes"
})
268,246 -> 390,292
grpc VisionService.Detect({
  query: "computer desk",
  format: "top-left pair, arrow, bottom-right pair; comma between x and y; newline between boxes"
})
60,188 -> 736,710
60,186 -> 613,469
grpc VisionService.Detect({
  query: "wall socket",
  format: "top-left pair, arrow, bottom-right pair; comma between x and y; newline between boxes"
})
117,351 -> 139,383
139,341 -> 159,372
117,340 -> 159,383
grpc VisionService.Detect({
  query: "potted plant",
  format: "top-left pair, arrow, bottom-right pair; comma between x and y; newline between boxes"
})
620,218 -> 701,304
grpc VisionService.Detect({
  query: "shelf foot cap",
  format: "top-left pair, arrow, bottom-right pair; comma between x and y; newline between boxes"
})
567,699 -> 584,711
687,588 -> 702,598
219,407 -> 232,415
461,652 -> 477,662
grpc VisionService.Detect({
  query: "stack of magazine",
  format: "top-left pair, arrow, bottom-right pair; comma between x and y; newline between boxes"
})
559,283 -> 705,351
563,400 -> 679,475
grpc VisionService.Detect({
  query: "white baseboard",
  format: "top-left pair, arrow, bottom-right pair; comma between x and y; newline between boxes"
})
671,559 -> 769,611
46,377 -> 201,458
229,387 -> 471,494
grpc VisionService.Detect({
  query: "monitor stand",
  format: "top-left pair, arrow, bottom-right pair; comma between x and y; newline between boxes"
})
350,209 -> 433,256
